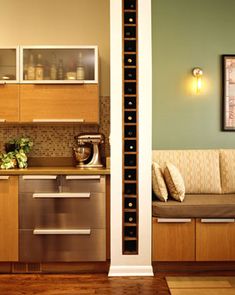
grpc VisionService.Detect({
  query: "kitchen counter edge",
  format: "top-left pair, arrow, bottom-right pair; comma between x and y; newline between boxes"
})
0,167 -> 110,175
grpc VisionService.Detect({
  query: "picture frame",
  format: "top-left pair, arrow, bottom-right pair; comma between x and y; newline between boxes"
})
222,55 -> 235,131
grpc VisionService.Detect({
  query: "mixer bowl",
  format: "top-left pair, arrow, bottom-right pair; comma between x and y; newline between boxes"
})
73,145 -> 92,165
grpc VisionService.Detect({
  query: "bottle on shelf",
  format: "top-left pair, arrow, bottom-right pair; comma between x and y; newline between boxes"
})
58,59 -> 64,80
35,53 -> 44,80
27,53 -> 35,80
50,53 -> 57,80
76,52 -> 85,80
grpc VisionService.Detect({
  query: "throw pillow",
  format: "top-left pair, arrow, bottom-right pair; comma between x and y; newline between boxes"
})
164,162 -> 185,202
152,162 -> 168,202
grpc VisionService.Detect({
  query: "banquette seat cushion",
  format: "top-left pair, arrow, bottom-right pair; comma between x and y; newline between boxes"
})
152,194 -> 235,218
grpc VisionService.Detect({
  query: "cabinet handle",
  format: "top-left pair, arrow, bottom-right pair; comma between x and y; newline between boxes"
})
0,176 -> 9,180
33,192 -> 90,198
32,119 -> 85,123
201,218 -> 235,223
33,229 -> 91,235
0,119 -> 6,122
157,218 -> 192,223
22,175 -> 57,180
65,175 -> 101,180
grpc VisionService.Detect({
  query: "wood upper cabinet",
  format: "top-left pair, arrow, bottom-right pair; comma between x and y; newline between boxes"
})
0,85 -> 19,122
19,84 -> 99,123
0,176 -> 18,261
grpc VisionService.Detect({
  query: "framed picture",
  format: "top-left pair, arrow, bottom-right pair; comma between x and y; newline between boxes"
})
222,55 -> 235,131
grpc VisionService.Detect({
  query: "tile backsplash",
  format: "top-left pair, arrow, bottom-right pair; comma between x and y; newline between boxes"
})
0,96 -> 110,159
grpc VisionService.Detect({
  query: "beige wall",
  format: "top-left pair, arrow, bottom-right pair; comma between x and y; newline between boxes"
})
0,0 -> 110,96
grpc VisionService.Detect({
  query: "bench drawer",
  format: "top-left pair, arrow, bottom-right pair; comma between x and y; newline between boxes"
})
196,218 -> 235,261
152,217 -> 195,261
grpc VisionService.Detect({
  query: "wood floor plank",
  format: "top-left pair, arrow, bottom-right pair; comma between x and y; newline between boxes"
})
0,274 -> 170,295
166,276 -> 232,288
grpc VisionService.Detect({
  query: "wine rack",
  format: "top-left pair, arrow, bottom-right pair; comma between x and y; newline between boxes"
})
122,0 -> 138,254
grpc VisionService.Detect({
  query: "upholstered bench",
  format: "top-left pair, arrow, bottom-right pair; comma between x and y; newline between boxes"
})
152,149 -> 235,262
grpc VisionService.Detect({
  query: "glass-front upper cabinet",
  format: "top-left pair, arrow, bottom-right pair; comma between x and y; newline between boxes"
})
20,46 -> 98,84
0,47 -> 19,83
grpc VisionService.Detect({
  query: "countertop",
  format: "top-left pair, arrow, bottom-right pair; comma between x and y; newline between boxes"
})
0,167 -> 110,175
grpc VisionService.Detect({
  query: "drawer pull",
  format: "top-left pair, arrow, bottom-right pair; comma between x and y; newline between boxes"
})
157,218 -> 192,223
201,218 -> 235,223
0,119 -> 6,122
65,175 -> 101,180
32,119 -> 85,123
0,176 -> 9,180
33,192 -> 90,198
22,175 -> 57,180
33,229 -> 91,235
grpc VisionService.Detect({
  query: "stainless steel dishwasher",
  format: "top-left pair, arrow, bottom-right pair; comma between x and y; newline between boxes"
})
19,175 -> 106,262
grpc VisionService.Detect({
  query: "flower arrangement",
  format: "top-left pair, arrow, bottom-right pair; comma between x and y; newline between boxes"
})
0,137 -> 33,169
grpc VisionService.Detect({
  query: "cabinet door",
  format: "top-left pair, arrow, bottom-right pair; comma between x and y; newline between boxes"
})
20,84 -> 99,123
0,176 -> 18,261
152,217 -> 195,261
0,85 -> 19,122
196,218 -> 235,261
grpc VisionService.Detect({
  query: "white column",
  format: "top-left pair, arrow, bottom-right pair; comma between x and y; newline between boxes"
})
109,0 -> 153,276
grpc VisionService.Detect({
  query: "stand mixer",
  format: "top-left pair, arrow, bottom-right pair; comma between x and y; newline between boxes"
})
73,133 -> 105,168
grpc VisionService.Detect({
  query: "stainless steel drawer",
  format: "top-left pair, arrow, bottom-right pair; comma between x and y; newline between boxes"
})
19,192 -> 105,229
62,175 -> 105,193
19,229 -> 106,262
19,175 -> 59,193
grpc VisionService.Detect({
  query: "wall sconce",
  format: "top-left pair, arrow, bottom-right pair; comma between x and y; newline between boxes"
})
192,67 -> 203,93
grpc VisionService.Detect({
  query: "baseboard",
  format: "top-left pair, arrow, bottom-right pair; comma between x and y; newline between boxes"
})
108,265 -> 154,276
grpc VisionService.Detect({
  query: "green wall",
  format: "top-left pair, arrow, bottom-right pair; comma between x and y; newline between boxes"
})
152,0 -> 235,149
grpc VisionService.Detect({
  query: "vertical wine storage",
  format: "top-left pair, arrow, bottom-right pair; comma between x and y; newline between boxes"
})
122,0 -> 138,254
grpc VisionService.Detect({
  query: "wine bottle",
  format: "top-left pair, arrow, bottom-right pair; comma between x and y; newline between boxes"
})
35,53 -> 44,80
27,54 -> 35,80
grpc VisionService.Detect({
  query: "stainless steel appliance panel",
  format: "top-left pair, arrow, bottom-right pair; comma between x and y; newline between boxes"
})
20,229 -> 106,262
62,175 -> 105,193
20,192 -> 105,229
19,175 -> 59,193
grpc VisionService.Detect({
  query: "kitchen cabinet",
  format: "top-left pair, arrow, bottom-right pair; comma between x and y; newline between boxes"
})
0,47 -> 19,83
0,46 -> 99,124
0,176 -> 18,261
20,46 -> 98,84
20,84 -> 99,123
19,174 -> 106,262
0,84 -> 19,122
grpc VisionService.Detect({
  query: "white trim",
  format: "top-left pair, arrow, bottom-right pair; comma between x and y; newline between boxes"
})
109,0 -> 153,276
108,266 -> 154,277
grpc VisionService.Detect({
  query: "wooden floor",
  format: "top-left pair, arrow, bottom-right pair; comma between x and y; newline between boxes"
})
167,276 -> 235,295
0,274 -> 170,295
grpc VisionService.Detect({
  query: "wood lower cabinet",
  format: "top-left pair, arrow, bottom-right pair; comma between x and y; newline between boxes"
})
0,84 -> 19,122
152,218 -> 195,261
196,218 -> 235,261
20,84 -> 99,123
0,176 -> 18,261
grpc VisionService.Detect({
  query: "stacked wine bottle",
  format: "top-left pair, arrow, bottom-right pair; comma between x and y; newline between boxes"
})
123,0 -> 138,254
